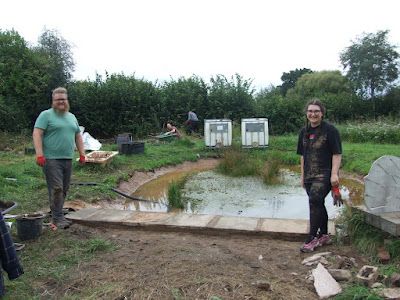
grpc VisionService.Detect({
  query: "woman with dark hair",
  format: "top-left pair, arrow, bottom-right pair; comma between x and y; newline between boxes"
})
297,98 -> 342,252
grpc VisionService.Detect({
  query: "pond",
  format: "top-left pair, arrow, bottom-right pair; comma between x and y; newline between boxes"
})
123,166 -> 364,220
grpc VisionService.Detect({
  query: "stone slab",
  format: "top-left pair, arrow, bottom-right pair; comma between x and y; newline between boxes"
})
67,208 -> 101,220
213,215 -> 259,231
258,219 -> 335,236
82,209 -> 136,222
356,205 -> 400,236
124,212 -> 177,225
164,213 -> 216,228
260,218 -> 308,234
67,208 -> 337,238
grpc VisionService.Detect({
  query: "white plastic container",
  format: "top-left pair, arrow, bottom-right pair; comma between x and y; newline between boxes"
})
241,118 -> 269,148
204,119 -> 232,147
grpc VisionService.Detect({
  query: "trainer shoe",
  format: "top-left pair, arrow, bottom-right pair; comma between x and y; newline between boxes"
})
318,234 -> 333,246
300,237 -> 319,253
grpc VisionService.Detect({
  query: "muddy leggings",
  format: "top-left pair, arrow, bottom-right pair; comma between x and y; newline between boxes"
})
43,159 -> 72,220
304,179 -> 331,242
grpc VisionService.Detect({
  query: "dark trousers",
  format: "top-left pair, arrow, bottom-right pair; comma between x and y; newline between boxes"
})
43,159 -> 73,220
305,179 -> 331,240
187,121 -> 199,135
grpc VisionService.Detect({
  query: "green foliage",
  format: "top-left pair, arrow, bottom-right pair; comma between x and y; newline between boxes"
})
332,283 -> 384,299
336,207 -> 383,258
35,27 -> 75,89
217,145 -> 259,177
279,68 -> 313,96
340,30 -> 400,116
160,75 -> 208,128
208,73 -> 256,121
68,73 -> 162,138
0,29 -> 50,131
2,28 -> 400,138
255,90 -> 304,135
217,145 -> 281,184
84,238 -> 114,253
338,120 -> 400,144
170,137 -> 195,148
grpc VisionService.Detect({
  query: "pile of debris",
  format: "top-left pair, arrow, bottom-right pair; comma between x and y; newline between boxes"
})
301,251 -> 400,299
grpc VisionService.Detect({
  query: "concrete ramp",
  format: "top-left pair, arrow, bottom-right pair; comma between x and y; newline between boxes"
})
67,208 -> 336,241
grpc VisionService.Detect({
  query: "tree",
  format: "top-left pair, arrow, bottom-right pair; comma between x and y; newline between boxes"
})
279,68 -> 313,96
0,29 -> 49,131
287,71 -> 359,122
340,30 -> 400,116
208,73 -> 255,121
35,28 -> 75,90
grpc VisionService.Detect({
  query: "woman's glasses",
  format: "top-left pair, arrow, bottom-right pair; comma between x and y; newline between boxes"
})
307,110 -> 321,114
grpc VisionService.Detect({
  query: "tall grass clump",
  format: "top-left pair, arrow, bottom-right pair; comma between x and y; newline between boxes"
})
261,152 -> 281,184
167,176 -> 188,209
217,145 -> 259,177
338,120 -> 400,144
217,145 -> 282,184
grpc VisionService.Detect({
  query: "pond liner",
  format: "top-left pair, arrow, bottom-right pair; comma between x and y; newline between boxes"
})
70,182 -> 170,212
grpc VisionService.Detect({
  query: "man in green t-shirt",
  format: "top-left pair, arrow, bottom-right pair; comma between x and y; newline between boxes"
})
33,87 -> 86,229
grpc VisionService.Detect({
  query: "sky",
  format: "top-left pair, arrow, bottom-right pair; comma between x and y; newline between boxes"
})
1,0 -> 400,91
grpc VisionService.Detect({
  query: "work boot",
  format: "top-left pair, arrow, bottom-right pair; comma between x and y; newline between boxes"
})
51,218 -> 70,229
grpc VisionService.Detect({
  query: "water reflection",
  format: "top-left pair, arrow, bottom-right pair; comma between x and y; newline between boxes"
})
126,167 -> 364,220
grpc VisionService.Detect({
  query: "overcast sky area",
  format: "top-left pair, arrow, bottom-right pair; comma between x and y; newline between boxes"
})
1,0 -> 400,91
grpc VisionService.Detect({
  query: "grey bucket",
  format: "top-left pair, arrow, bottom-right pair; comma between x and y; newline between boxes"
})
16,214 -> 44,241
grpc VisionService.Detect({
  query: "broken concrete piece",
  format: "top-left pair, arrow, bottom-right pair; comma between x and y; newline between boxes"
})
371,282 -> 383,289
377,274 -> 389,286
382,288 -> 400,300
302,252 -> 333,265
377,247 -> 391,264
327,269 -> 351,281
312,263 -> 342,299
391,273 -> 400,287
356,265 -> 379,287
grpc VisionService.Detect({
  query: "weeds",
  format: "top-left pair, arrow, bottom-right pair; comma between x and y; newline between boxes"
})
217,145 -> 282,184
336,206 -> 386,259
337,120 -> 400,144
332,283 -> 384,299
85,238 -> 114,253
261,152 -> 281,184
167,176 -> 189,209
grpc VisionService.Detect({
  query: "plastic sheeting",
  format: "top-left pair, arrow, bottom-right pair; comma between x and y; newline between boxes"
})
80,127 -> 102,151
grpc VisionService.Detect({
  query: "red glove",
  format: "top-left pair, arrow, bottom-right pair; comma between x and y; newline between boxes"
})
36,156 -> 46,166
79,155 -> 86,166
332,185 -> 343,207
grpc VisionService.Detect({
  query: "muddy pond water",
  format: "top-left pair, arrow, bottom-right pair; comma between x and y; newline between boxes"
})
123,165 -> 364,220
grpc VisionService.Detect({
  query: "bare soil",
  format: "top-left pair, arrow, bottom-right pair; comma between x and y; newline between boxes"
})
38,159 -> 367,299
37,224 -> 367,300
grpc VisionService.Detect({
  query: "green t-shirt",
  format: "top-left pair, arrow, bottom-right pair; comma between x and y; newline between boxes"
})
34,108 -> 81,159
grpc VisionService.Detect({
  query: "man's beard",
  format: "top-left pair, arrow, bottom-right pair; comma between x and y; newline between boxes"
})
52,102 -> 70,114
